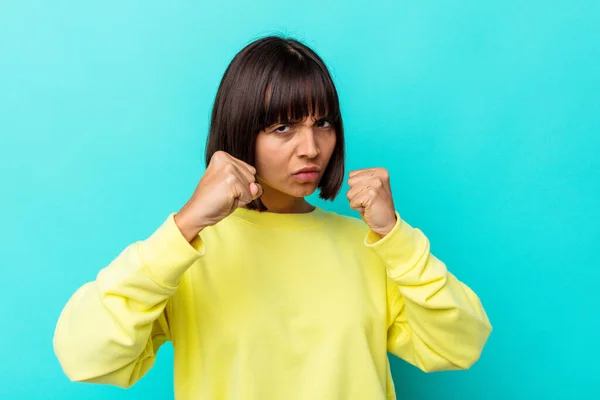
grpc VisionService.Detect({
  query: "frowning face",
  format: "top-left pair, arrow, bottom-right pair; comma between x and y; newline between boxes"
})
254,115 -> 337,202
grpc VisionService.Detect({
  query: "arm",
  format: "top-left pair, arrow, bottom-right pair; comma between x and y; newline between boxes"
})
365,213 -> 492,372
53,214 -> 205,388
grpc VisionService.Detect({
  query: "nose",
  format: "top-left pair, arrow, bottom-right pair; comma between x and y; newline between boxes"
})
296,127 -> 320,159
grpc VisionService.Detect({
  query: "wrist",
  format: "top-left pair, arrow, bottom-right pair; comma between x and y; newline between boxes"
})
174,211 -> 204,243
374,215 -> 398,238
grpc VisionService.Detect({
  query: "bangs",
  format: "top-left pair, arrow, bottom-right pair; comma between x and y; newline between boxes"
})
260,55 -> 340,129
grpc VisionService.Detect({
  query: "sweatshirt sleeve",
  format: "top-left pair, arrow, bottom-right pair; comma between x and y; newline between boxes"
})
364,212 -> 492,372
53,214 -> 205,388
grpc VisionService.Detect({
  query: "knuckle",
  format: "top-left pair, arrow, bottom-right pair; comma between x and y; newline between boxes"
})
224,174 -> 237,185
224,163 -> 237,173
211,151 -> 229,166
213,150 -> 226,160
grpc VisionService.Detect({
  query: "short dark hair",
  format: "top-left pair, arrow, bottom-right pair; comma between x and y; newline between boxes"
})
205,35 -> 345,210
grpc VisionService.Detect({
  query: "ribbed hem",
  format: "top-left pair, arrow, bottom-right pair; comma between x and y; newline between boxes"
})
138,213 -> 206,288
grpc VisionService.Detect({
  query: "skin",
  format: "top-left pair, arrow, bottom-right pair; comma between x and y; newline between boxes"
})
252,115 -> 336,214
347,167 -> 398,238
175,114 -> 399,242
254,114 -> 399,238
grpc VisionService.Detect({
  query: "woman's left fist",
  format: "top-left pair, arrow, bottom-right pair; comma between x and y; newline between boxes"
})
347,167 -> 398,238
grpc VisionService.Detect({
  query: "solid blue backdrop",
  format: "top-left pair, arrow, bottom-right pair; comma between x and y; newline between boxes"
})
1,1 -> 598,399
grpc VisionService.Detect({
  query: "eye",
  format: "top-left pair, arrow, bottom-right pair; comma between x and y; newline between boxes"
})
273,125 -> 291,134
316,119 -> 332,128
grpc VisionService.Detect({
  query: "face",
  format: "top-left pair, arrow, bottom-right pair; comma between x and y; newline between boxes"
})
254,115 -> 336,200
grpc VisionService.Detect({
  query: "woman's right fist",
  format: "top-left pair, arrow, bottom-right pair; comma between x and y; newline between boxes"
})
174,151 -> 263,242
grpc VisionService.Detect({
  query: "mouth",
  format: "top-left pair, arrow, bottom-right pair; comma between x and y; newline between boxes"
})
292,166 -> 321,182
293,171 -> 320,182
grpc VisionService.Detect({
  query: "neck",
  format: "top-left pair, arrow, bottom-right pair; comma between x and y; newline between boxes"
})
255,184 -> 314,214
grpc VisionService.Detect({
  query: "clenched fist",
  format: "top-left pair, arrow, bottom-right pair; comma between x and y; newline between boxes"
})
174,151 -> 263,242
347,167 -> 397,238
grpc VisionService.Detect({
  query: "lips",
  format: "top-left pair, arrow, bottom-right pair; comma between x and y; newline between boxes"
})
293,172 -> 319,182
293,166 -> 321,182
293,166 -> 321,174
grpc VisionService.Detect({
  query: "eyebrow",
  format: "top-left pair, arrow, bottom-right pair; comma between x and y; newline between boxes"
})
275,115 -> 331,124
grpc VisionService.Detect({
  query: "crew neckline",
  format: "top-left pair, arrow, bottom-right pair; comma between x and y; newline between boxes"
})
231,206 -> 330,229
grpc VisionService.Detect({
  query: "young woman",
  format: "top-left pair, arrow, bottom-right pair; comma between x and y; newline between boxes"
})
54,36 -> 492,400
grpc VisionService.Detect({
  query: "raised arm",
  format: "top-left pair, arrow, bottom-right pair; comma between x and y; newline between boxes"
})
366,215 -> 492,372
346,166 -> 491,372
54,150 -> 262,387
53,214 -> 204,387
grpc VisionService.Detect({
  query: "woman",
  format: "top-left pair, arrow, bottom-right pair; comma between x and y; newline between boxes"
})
53,36 -> 492,399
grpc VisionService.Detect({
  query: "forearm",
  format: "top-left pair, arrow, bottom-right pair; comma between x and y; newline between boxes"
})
53,214 -> 204,385
368,215 -> 492,371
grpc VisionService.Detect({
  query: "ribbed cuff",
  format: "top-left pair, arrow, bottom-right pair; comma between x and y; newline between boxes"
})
364,212 -> 428,280
138,213 -> 206,288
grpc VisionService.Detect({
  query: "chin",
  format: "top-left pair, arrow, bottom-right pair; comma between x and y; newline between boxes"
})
262,177 -> 320,199
302,184 -> 322,196
295,188 -> 318,197
282,183 -> 319,198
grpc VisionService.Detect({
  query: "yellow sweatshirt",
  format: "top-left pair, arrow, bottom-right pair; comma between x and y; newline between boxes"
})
53,207 -> 491,400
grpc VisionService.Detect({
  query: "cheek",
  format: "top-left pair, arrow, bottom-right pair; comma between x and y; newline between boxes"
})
255,137 -> 287,177
255,154 -> 271,179
320,133 -> 337,158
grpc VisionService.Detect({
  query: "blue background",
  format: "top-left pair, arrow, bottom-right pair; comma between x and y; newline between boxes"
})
1,1 -> 598,399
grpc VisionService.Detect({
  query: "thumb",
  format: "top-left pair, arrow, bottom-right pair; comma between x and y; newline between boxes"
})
249,182 -> 263,199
